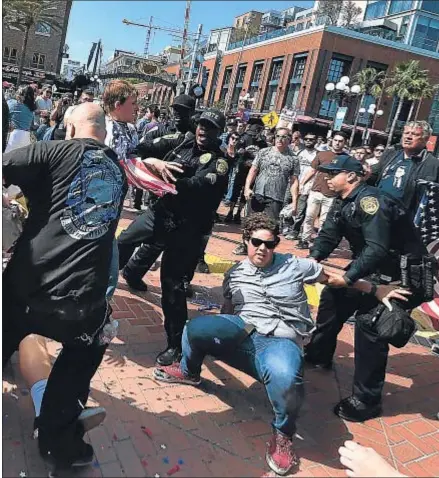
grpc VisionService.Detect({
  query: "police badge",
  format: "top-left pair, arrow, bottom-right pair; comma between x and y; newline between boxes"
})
216,159 -> 229,176
199,153 -> 212,164
360,196 -> 379,215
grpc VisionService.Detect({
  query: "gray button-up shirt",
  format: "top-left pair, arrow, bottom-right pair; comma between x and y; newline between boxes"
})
223,253 -> 322,342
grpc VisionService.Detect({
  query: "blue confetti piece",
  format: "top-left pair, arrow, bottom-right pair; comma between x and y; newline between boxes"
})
93,461 -> 100,468
163,457 -> 170,464
178,459 -> 184,465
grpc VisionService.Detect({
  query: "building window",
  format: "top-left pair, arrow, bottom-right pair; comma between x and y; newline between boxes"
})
219,67 -> 233,101
35,22 -> 51,35
319,56 -> 352,118
412,16 -> 439,51
388,0 -> 413,15
428,89 -> 439,135
231,65 -> 247,108
283,56 -> 308,109
364,0 -> 388,20
32,53 -> 45,70
3,46 -> 18,64
262,59 -> 284,112
421,0 -> 439,14
250,62 -> 264,84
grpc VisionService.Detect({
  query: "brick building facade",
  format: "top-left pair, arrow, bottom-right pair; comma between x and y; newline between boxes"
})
2,1 -> 72,85
202,25 -> 439,140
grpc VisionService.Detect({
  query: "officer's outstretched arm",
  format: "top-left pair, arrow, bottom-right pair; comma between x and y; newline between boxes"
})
309,203 -> 343,262
344,196 -> 392,284
175,159 -> 228,193
134,136 -> 180,160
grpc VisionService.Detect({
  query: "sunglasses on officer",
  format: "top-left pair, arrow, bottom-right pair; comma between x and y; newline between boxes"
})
250,237 -> 279,249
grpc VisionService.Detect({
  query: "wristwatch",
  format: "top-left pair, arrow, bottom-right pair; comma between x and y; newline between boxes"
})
369,283 -> 378,296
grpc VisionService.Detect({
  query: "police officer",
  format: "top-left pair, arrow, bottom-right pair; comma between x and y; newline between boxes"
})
304,155 -> 429,422
140,94 -> 195,143
118,108 -> 229,366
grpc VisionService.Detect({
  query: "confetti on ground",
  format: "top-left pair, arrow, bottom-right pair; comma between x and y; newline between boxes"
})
154,474 -> 160,478
112,433 -> 118,441
93,462 -> 100,468
160,444 -> 167,450
11,393 -> 19,400
141,459 -> 148,467
177,459 -> 184,465
141,426 -> 153,438
167,464 -> 180,476
163,457 -> 169,464
19,471 -> 26,478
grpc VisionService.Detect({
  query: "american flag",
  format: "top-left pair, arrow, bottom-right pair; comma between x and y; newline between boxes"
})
123,156 -> 177,198
414,180 -> 439,331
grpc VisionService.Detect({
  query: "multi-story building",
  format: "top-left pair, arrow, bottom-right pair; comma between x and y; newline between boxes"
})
62,59 -> 82,80
355,0 -> 439,52
206,27 -> 235,54
260,10 -> 284,34
233,11 -> 263,31
2,1 -> 72,85
202,23 -> 439,144
100,50 -> 147,75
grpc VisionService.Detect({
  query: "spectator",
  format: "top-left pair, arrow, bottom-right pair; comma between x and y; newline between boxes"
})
34,86 -> 53,126
316,135 -> 329,151
35,116 -> 51,141
5,85 -> 36,152
236,120 -> 246,136
224,132 -> 246,223
353,146 -> 367,163
137,104 -> 160,137
220,118 -> 237,147
297,131 -> 347,250
285,133 -> 318,240
290,130 -> 304,155
366,144 -> 385,166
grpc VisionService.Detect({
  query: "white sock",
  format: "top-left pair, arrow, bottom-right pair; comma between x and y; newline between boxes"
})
30,378 -> 48,417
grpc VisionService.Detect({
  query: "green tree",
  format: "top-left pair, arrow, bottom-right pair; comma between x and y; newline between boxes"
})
231,23 -> 260,43
406,77 -> 437,122
386,60 -> 433,146
317,0 -> 362,27
3,0 -> 64,84
349,67 -> 386,146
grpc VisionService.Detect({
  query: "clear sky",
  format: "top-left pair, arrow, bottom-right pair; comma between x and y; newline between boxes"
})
65,0 -> 313,66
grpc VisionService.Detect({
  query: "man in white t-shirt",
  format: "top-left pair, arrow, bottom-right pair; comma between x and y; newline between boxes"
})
35,86 -> 53,125
286,133 -> 318,240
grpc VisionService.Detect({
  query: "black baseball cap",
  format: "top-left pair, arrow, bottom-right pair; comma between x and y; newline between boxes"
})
318,154 -> 365,176
199,108 -> 226,130
172,94 -> 196,110
227,119 -> 238,127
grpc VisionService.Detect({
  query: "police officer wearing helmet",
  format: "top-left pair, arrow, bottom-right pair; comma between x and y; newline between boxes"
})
304,154 -> 431,422
117,108 -> 229,366
140,94 -> 196,143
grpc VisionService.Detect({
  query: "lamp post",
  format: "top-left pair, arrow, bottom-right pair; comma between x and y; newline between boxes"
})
358,103 -> 384,145
324,75 -> 360,135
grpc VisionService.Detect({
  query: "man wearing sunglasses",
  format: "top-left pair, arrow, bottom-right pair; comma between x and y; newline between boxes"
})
152,212 -> 406,475
305,154 -> 428,423
117,108 -> 230,366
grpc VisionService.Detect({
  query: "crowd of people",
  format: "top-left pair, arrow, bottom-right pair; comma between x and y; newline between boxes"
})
2,79 -> 438,476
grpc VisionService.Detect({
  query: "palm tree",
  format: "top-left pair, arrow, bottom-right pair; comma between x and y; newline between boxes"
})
386,60 -> 432,147
349,67 -> 386,146
3,0 -> 64,84
406,78 -> 437,122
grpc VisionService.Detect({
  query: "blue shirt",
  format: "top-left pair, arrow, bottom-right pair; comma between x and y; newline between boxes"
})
7,99 -> 34,131
223,253 -> 322,340
377,151 -> 413,201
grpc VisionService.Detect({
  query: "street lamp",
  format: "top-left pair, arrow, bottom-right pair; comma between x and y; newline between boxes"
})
358,104 -> 384,144
324,76 -> 360,133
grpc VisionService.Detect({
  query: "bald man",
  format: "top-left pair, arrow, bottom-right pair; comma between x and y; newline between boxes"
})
3,102 -> 127,468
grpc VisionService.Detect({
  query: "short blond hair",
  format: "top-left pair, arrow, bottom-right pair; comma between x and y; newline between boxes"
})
102,80 -> 137,114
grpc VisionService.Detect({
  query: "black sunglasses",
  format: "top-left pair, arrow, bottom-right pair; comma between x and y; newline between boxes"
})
250,237 -> 278,249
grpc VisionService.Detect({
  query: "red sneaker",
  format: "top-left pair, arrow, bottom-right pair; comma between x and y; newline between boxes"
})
153,362 -> 201,386
265,429 -> 298,476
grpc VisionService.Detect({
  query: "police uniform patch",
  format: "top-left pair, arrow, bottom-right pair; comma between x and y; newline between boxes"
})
216,159 -> 228,176
360,196 -> 379,215
162,133 -> 180,139
205,173 -> 217,184
199,153 -> 212,164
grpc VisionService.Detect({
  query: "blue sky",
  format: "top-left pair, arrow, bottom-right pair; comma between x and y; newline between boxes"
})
65,0 -> 313,66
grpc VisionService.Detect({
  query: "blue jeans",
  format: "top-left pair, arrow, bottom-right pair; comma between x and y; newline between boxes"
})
225,167 -> 237,201
181,314 -> 304,436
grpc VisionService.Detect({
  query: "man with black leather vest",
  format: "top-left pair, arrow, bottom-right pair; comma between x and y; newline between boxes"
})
117,109 -> 229,366
304,155 -> 430,423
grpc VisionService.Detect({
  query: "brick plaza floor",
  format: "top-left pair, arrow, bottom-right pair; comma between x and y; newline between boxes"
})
3,209 -> 439,477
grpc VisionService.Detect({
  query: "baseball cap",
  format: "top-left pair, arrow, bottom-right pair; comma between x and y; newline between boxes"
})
199,108 -> 226,130
246,124 -> 261,136
318,154 -> 365,176
172,94 -> 195,110
227,119 -> 238,127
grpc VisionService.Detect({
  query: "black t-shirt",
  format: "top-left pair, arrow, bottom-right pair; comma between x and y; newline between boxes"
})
3,138 -> 127,315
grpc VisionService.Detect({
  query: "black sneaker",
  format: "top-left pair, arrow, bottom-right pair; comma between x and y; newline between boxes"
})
33,406 -> 106,439
122,268 -> 148,292
224,213 -> 233,223
156,347 -> 182,366
195,260 -> 210,274
334,396 -> 382,422
40,440 -> 94,468
296,240 -> 309,250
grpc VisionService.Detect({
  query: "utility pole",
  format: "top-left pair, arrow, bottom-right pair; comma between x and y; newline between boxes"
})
144,16 -> 153,57
177,0 -> 192,95
185,23 -> 202,94
92,39 -> 101,77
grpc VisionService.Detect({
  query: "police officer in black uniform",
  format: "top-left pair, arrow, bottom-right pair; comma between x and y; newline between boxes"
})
118,108 -> 229,366
140,94 -> 196,144
304,155 -> 430,422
